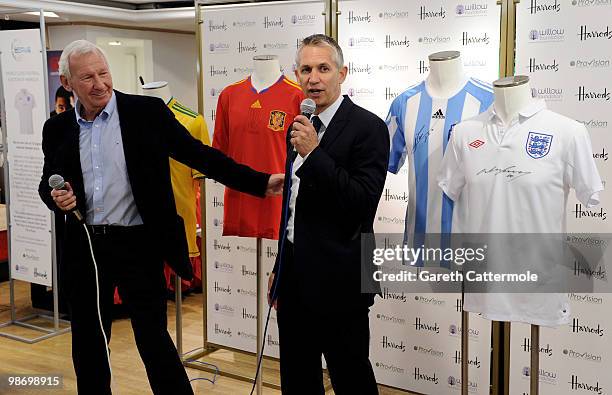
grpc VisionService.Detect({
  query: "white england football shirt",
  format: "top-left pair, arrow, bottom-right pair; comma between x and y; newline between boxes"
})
386,78 -> 494,242
438,99 -> 603,326
14,88 -> 35,135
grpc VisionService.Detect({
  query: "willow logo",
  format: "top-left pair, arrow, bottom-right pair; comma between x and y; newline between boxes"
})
578,25 -> 612,41
418,5 -> 446,20
572,318 -> 605,337
346,11 -> 372,23
529,28 -> 565,42
528,0 -> 561,14
213,261 -> 233,273
569,375 -> 603,394
456,3 -> 489,16
413,367 -> 439,384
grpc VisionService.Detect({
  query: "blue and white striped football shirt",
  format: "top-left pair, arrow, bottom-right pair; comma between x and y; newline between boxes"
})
386,78 -> 494,240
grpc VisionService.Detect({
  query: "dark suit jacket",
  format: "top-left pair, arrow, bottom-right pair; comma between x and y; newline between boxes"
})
39,90 -> 269,280
273,96 -> 389,312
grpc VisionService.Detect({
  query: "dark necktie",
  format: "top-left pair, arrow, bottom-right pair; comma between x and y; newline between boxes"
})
311,115 -> 323,135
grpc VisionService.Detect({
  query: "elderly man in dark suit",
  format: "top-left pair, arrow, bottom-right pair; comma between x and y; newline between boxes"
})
39,40 -> 283,395
268,34 -> 389,394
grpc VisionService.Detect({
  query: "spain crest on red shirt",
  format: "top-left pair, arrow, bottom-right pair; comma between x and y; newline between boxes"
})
268,110 -> 286,132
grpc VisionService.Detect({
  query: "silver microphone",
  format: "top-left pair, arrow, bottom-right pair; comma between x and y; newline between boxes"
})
48,174 -> 84,222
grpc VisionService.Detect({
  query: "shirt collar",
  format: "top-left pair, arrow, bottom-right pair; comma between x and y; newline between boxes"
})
314,94 -> 344,128
488,99 -> 547,123
75,91 -> 116,124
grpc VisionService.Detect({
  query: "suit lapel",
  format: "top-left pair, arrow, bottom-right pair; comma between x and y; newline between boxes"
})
319,95 -> 353,149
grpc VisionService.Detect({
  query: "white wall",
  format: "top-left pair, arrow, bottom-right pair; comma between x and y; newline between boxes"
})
47,25 -> 198,110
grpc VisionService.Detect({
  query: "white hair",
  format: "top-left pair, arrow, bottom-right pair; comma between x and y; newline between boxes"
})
59,40 -> 109,79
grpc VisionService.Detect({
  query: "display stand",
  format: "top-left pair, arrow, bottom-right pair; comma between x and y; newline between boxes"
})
0,8 -> 71,344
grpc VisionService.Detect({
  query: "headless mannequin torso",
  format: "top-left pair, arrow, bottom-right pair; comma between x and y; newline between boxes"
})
250,55 -> 282,93
492,75 -> 533,126
426,51 -> 468,97
142,81 -> 172,104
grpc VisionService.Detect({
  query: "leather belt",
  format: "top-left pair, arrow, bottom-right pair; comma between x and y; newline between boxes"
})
87,224 -> 145,236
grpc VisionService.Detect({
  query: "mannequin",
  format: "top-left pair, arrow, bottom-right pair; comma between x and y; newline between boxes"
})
426,50 -> 468,97
492,75 -> 533,126
142,81 -> 172,104
251,55 -> 282,93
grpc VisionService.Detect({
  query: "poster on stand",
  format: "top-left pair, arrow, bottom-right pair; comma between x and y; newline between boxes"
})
201,0 -> 325,356
0,29 -> 52,287
338,0 -> 501,393
510,2 -> 612,393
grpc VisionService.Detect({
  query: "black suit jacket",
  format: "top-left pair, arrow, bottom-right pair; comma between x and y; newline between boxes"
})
39,90 -> 269,280
273,96 -> 389,312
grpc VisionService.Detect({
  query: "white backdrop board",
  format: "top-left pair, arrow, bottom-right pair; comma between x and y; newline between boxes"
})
0,29 -> 53,287
337,0 -> 502,393
201,0 -> 325,356
511,1 -> 612,394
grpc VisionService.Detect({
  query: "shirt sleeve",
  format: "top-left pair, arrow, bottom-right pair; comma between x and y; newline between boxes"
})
565,124 -> 604,207
437,125 -> 466,202
386,99 -> 407,174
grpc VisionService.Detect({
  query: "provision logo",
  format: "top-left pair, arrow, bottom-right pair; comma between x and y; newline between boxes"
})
237,331 -> 256,340
234,66 -> 254,75
528,0 -> 561,14
346,10 -> 372,24
564,348 -> 603,363
464,58 -> 487,67
232,20 -> 256,28
578,25 -> 612,41
455,3 -> 489,16
378,10 -> 410,19
375,362 -> 405,374
527,57 -> 560,73
572,0 -> 611,7
236,244 -> 257,253
414,295 -> 445,306
414,345 -> 444,358
263,16 -> 283,28
418,5 -> 446,20
528,27 -> 565,42
376,313 -> 406,325
237,288 -> 257,297
377,216 -> 406,225
419,35 -> 452,45
461,32 -> 491,46
263,42 -> 288,50
579,118 -> 609,128
570,58 -> 611,69
208,20 -> 228,32
379,64 -> 410,73
568,293 -> 604,304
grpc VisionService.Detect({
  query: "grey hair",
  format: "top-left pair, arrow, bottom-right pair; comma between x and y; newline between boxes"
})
295,34 -> 344,69
58,40 -> 109,79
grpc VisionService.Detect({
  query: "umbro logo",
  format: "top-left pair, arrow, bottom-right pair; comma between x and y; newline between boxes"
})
469,139 -> 485,148
432,109 -> 445,119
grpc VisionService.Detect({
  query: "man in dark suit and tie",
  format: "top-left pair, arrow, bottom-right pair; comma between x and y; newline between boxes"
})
39,40 -> 283,395
267,34 -> 389,394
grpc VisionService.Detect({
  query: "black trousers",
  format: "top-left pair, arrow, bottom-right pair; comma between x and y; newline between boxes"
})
275,240 -> 378,395
65,225 -> 192,395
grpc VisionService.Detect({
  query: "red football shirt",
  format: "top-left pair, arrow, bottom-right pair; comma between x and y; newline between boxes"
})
213,76 -> 305,240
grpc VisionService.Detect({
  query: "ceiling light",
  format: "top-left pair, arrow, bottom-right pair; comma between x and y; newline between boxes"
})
24,11 -> 59,18
108,41 -> 122,46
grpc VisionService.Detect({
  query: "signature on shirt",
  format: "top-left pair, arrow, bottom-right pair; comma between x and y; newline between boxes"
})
476,166 -> 533,181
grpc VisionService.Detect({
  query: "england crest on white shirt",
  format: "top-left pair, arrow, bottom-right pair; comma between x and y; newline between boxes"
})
526,131 -> 553,159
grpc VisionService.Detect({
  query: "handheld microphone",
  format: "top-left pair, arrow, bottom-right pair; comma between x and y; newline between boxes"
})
48,174 -> 84,222
292,98 -> 317,155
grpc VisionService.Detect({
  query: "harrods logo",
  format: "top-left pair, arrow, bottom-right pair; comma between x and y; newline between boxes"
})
208,20 -> 228,32
385,87 -> 402,101
238,42 -> 257,54
573,261 -> 607,279
209,65 -> 228,77
241,265 -> 256,277
263,16 -> 284,28
413,367 -> 439,384
381,287 -> 407,302
380,335 -> 406,352
348,62 -> 373,75
569,375 -> 603,394
213,281 -> 231,294
573,204 -> 607,220
212,196 -> 223,207
214,323 -> 232,337
461,32 -> 491,46
346,11 -> 372,24
528,57 -> 559,73
578,25 -> 612,41
576,86 -> 610,101
528,0 -> 561,14
418,5 -> 446,20
384,188 -> 409,202
571,318 -> 605,337
213,240 -> 231,251
452,351 -> 481,368
385,35 -> 410,48
414,317 -> 440,333
522,337 -> 553,356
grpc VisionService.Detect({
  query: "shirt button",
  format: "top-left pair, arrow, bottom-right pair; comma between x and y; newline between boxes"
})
95,187 -> 100,191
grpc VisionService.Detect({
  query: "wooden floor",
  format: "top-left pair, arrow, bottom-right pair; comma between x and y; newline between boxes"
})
0,280 -> 413,394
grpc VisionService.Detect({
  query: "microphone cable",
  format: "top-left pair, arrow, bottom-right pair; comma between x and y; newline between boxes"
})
249,160 -> 294,395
